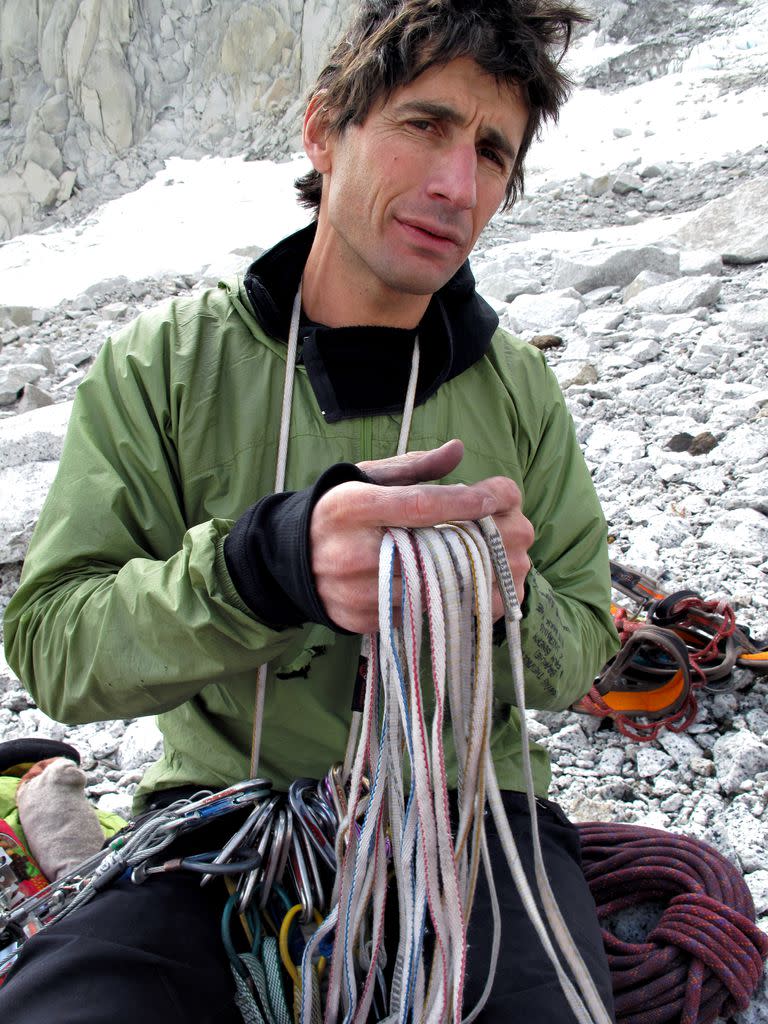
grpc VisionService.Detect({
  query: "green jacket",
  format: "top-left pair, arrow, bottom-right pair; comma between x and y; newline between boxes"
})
4,276 -> 618,811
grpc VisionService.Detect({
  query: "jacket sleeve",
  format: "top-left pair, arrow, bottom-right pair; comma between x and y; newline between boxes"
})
3,319 -> 306,726
494,348 -> 619,711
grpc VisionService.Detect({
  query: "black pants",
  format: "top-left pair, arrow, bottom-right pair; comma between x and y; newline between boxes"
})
0,792 -> 615,1023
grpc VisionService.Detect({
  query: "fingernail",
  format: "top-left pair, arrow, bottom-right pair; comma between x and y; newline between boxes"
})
481,497 -> 496,515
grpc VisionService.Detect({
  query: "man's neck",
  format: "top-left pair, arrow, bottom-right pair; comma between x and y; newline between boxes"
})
300,224 -> 431,329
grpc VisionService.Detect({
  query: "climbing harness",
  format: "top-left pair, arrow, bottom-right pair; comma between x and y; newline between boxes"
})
574,561 -> 768,740
577,821 -> 768,1024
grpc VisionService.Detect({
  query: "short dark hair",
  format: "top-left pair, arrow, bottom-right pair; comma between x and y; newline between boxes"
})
295,0 -> 588,213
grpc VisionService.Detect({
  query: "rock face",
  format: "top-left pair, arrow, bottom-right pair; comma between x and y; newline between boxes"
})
0,0 -> 357,241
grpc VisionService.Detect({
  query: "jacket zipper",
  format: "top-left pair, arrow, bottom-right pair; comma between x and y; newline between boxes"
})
361,417 -> 372,463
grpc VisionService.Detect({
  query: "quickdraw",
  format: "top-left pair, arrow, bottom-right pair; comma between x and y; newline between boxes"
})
574,560 -> 768,740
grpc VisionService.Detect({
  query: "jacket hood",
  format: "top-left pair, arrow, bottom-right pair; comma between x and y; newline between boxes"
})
242,223 -> 499,423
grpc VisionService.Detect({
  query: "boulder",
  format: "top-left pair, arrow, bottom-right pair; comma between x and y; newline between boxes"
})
0,364 -> 49,406
625,275 -> 721,314
679,249 -> 723,276
551,245 -> 680,293
675,178 -> 768,264
22,131 -> 63,177
477,270 -> 542,303
508,289 -> 585,332
22,162 -> 60,207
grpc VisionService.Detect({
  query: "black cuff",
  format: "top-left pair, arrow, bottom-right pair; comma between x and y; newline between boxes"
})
224,463 -> 373,632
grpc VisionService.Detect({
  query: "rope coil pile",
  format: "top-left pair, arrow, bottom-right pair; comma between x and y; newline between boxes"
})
577,822 -> 768,1024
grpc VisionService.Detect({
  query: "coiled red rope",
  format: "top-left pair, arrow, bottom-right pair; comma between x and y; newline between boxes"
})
577,822 -> 768,1024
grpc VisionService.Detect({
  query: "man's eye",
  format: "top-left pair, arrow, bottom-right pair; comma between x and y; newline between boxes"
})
409,119 -> 434,132
479,146 -> 505,168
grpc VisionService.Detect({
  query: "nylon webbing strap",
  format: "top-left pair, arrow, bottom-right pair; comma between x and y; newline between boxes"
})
297,518 -> 613,1024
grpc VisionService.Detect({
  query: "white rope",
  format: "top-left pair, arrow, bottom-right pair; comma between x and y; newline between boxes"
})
250,284 -> 303,777
252,299 -> 419,779
306,518 -> 614,1024
397,338 -> 420,457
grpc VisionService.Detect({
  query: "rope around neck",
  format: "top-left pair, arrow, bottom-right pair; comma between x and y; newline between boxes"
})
298,517 -> 614,1024
249,283 -> 421,778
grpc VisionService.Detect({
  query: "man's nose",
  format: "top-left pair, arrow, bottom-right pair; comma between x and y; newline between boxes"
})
428,144 -> 477,209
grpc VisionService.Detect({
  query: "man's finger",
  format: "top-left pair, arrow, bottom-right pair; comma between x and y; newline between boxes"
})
319,479 -> 498,529
358,439 -> 464,486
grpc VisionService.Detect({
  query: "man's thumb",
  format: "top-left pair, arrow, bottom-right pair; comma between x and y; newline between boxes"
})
358,439 -> 464,486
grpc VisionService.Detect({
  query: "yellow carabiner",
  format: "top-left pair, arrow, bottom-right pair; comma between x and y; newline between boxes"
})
278,904 -> 327,988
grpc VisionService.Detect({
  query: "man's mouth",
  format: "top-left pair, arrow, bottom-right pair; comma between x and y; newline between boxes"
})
397,218 -> 465,249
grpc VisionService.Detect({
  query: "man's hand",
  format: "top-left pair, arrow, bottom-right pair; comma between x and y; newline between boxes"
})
310,440 -> 534,633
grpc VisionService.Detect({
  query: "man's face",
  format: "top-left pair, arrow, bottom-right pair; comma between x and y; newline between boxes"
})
305,58 -> 529,323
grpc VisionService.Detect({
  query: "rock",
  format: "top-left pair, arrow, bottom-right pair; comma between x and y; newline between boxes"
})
689,757 -> 715,778
639,163 -> 666,179
714,802 -> 768,873
560,794 -> 620,822
622,270 -> 674,302
22,161 -> 60,207
576,307 -> 626,332
618,364 -> 668,390
675,178 -> 768,264
717,300 -> 768,337
22,131 -> 63,177
0,365 -> 49,406
549,723 -> 589,755
667,432 -> 694,453
117,718 -> 163,771
657,731 -> 703,766
701,510 -> 768,561
508,290 -> 585,331
0,306 -> 48,327
635,747 -> 674,777
552,246 -> 680,294
0,401 -> 72,471
679,249 -> 723,277
612,172 -> 643,195
584,174 -> 613,197
746,709 -> 768,737
586,424 -> 646,461
96,792 -> 132,818
16,384 -> 56,413
554,361 -> 599,389
39,94 -> 70,135
746,870 -> 768,917
597,747 -> 626,774
687,432 -> 718,456
478,270 -> 542,303
625,275 -> 721,314
0,461 -> 60,562
713,731 -> 768,795
57,170 -> 77,203
529,334 -> 563,351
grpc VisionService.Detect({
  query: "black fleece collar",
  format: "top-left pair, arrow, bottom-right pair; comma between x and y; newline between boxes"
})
243,222 -> 498,424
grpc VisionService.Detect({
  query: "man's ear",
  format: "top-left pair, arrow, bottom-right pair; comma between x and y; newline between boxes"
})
303,94 -> 334,174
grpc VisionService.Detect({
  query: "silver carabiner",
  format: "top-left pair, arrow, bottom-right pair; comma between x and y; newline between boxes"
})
257,808 -> 287,910
288,826 -> 314,923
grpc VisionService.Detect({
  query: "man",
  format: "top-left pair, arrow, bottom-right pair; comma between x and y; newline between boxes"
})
2,1 -> 619,1020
